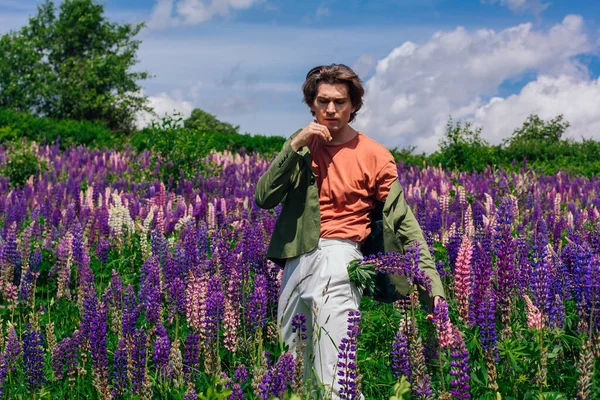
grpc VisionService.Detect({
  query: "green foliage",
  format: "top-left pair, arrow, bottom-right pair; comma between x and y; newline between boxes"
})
390,376 -> 411,400
347,259 -> 376,294
184,108 -> 240,134
130,113 -> 286,185
404,114 -> 600,178
0,0 -> 150,133
0,107 -> 116,148
389,145 -> 428,167
1,140 -> 47,188
431,118 -> 496,173
504,114 -> 569,146
140,113 -> 211,186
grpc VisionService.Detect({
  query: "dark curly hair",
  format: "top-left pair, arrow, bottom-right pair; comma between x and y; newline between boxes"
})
302,64 -> 365,123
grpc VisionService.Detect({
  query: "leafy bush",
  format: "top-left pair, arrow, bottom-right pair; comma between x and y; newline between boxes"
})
130,113 -> 286,185
0,107 -> 117,148
429,118 -> 498,173
1,140 -> 47,187
391,115 -> 600,178
183,108 -> 240,134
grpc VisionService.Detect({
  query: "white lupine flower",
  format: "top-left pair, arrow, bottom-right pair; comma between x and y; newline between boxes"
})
108,193 -> 135,239
554,193 -> 562,219
464,204 -> 475,238
173,216 -> 193,234
138,208 -> 155,259
484,193 -> 494,216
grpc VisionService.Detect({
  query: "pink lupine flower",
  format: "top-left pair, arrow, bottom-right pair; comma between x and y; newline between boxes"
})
56,232 -> 74,300
523,294 -> 545,330
454,235 -> 472,323
432,298 -> 454,348
185,272 -> 208,340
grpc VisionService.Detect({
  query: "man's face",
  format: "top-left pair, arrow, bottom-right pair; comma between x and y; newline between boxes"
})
311,82 -> 356,134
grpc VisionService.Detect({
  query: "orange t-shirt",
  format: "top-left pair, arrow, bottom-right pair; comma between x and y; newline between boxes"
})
307,132 -> 398,243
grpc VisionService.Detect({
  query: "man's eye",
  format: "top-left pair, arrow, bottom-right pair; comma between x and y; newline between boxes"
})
335,100 -> 345,105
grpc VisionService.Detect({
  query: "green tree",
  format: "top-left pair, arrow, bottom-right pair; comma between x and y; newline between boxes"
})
0,0 -> 150,133
433,117 -> 494,172
503,114 -> 570,146
183,108 -> 240,134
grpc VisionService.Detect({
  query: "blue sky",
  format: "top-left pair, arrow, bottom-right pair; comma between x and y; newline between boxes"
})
1,0 -> 599,152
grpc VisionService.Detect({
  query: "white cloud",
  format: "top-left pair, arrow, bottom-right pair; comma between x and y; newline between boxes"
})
215,95 -> 258,115
148,0 -> 262,28
316,6 -> 330,18
483,0 -> 549,15
473,75 -> 600,143
136,92 -> 195,128
354,15 -> 597,153
352,54 -> 376,78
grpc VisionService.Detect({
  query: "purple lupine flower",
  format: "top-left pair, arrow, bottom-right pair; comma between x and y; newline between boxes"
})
19,246 -> 42,302
184,387 -> 198,400
227,364 -> 248,400
258,352 -> 295,400
446,231 -> 462,273
112,338 -> 129,399
167,250 -> 186,316
357,242 -> 432,295
494,197 -> 516,302
547,293 -> 566,330
109,269 -> 125,310
449,327 -> 471,399
515,237 -> 531,296
469,241 -> 493,329
391,319 -> 411,380
432,298 -> 453,348
23,323 -> 46,389
337,311 -> 361,400
2,223 -> 18,285
291,313 -> 307,341
531,218 -> 551,314
183,333 -> 200,382
90,300 -> 109,376
52,333 -> 80,381
80,286 -> 98,343
246,274 -> 268,334
151,231 -> 168,270
153,324 -> 170,379
3,325 -> 20,372
204,274 -> 224,343
131,328 -> 147,394
122,284 -> 140,337
476,288 -> 497,357
139,255 -> 162,326
72,222 -> 94,292
0,356 -> 7,398
52,338 -> 66,381
95,236 -> 111,265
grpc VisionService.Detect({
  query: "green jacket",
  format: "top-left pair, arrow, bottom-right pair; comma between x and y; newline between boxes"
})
254,130 -> 445,306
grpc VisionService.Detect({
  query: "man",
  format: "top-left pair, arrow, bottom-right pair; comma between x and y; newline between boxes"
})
254,64 -> 445,398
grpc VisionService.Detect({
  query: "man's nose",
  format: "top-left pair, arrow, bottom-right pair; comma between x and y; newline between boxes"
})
326,102 -> 336,113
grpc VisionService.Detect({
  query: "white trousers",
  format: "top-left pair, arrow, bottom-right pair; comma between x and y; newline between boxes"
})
278,238 -> 363,399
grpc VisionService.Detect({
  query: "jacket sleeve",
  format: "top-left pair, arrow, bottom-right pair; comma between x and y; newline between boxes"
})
391,183 -> 446,305
254,131 -> 303,210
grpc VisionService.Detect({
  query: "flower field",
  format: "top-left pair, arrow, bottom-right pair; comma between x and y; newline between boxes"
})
0,142 -> 599,399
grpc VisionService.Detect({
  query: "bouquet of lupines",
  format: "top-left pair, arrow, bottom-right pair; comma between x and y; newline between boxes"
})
347,242 -> 432,296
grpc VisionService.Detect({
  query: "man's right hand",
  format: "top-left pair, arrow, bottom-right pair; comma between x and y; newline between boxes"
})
290,121 -> 332,151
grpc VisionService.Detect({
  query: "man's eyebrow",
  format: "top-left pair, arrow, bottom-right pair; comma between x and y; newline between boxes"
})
316,95 -> 348,100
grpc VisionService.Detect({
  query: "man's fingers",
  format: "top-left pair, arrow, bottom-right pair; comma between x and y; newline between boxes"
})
318,125 -> 332,141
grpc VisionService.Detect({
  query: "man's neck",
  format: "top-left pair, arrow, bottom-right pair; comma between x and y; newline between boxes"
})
328,126 -> 358,145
